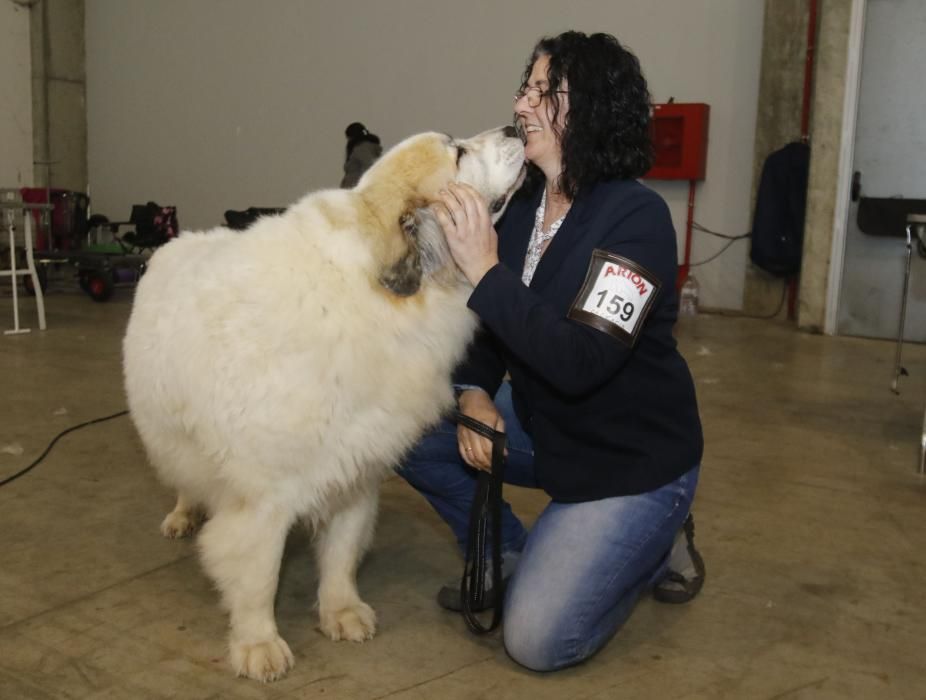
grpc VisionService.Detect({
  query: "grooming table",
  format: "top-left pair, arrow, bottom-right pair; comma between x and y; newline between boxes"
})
889,213 -> 926,391
1,201 -> 51,334
884,211 -> 926,474
856,200 -> 926,474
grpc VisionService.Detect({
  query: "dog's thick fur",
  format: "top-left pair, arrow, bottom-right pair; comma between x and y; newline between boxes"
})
123,128 -> 524,682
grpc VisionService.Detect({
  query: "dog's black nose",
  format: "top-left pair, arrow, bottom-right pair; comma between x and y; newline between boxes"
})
502,125 -> 518,139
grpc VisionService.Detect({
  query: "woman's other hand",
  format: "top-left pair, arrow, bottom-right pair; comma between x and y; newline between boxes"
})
456,389 -> 506,471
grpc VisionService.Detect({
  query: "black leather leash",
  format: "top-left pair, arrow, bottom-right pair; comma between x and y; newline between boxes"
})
454,410 -> 507,634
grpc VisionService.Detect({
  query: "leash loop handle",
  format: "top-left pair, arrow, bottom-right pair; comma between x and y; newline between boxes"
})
455,410 -> 506,634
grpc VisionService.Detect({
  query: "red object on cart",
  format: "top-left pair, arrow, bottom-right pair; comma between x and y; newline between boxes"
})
20,188 -> 90,251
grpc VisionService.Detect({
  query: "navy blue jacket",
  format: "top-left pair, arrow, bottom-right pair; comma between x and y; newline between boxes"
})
454,179 -> 703,502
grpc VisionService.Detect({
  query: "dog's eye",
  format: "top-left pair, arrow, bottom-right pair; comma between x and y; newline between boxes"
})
455,145 -> 468,165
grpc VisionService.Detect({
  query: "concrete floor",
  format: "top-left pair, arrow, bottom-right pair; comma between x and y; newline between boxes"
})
2,284 -> 926,699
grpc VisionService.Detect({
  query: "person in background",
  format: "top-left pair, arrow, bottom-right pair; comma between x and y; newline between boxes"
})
340,122 -> 382,188
398,30 -> 705,672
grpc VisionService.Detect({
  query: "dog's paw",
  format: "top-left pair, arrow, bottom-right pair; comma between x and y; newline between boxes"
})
230,635 -> 294,683
159,510 -> 202,539
319,602 -> 377,642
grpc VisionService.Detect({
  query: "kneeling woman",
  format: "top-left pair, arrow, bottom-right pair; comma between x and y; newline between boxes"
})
399,30 -> 705,671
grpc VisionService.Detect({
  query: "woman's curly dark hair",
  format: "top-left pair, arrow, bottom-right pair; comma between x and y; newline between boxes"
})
518,31 -> 653,198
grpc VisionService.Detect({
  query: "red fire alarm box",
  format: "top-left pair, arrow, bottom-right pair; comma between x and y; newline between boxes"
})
645,103 -> 709,181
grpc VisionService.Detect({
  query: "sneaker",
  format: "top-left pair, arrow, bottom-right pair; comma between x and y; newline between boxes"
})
653,514 -> 706,604
437,576 -> 509,613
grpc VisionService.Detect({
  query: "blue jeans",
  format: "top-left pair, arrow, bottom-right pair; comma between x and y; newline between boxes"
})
398,382 -> 699,671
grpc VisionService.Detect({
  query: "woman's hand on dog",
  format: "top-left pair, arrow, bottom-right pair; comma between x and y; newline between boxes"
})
434,183 -> 499,286
456,389 -> 506,471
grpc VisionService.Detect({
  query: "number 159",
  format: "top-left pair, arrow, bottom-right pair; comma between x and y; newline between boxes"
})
595,290 -> 634,321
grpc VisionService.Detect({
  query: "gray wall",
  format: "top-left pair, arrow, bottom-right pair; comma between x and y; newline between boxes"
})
0,1 -> 34,188
84,0 -> 765,311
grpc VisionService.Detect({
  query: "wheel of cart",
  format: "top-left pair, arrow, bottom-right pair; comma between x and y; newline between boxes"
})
79,268 -> 115,302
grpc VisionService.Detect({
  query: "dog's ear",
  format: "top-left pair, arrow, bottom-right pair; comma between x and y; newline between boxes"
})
377,211 -> 422,296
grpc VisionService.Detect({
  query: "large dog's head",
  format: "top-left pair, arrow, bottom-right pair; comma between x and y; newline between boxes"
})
356,127 -> 525,296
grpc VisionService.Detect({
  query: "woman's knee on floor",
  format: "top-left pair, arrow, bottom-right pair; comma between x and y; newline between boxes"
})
502,598 -> 586,672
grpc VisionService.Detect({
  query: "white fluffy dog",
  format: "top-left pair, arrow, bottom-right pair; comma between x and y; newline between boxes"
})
123,127 -> 524,682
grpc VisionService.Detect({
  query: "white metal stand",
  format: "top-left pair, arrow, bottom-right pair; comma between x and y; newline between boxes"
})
890,224 -> 913,394
1,202 -> 50,334
909,213 -> 926,475
890,213 -> 926,474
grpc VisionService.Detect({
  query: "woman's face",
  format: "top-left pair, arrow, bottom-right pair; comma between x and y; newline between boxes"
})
515,53 -> 568,179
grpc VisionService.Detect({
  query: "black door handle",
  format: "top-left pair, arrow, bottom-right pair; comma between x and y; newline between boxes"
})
851,171 -> 862,202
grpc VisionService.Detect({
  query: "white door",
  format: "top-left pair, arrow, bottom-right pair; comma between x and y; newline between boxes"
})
836,0 -> 926,341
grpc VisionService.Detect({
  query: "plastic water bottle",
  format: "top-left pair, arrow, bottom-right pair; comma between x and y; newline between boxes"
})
679,275 -> 700,317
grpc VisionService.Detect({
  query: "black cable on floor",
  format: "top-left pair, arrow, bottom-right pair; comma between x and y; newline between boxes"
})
702,282 -> 788,320
747,282 -> 789,320
0,410 -> 129,488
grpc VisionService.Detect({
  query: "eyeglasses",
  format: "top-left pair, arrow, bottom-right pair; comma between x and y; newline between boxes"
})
514,86 -> 568,108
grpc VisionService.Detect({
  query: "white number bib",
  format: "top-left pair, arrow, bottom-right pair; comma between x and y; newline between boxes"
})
567,250 -> 661,345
